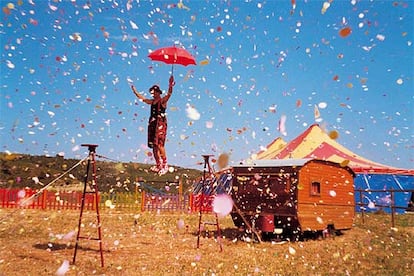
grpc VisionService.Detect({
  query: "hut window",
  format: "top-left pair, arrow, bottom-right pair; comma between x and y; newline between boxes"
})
311,181 -> 321,196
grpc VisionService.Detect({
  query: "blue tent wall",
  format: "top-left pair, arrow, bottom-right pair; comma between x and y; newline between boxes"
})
354,174 -> 414,214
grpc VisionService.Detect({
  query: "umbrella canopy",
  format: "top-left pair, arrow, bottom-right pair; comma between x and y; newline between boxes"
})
148,46 -> 196,67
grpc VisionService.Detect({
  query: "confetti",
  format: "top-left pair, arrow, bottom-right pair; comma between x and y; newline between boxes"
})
321,1 -> 331,14
314,105 -> 321,119
129,20 -> 139,29
339,27 -> 352,38
328,130 -> 339,139
340,160 -> 350,167
62,230 -> 76,241
17,189 -> 26,198
185,104 -> 200,120
200,59 -> 209,65
217,153 -> 229,169
69,33 -> 82,42
177,218 -> 185,229
6,60 -> 15,69
56,260 -> 70,276
0,0 -> 411,181
368,201 -> 376,209
212,194 -> 233,217
278,115 -> 287,136
318,102 -> 327,109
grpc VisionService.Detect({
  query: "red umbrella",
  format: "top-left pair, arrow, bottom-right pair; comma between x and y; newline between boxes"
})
148,46 -> 196,74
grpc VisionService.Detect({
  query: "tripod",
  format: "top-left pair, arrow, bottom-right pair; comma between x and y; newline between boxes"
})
196,154 -> 223,252
72,144 -> 104,267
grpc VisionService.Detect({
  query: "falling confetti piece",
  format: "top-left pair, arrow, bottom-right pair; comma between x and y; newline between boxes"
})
17,189 -> 26,198
177,218 -> 185,229
376,34 -> 385,41
217,153 -> 229,169
29,18 -> 38,26
49,4 -> 58,11
339,27 -> 352,38
161,198 -> 171,206
3,7 -> 11,15
316,216 -> 324,224
268,105 -> 276,113
340,160 -> 350,167
321,1 -> 331,14
288,246 -> 296,255
318,102 -> 327,109
212,194 -> 233,217
328,130 -> 339,139
6,60 -> 15,69
62,230 -> 76,241
129,20 -> 139,29
200,59 -> 209,65
56,260 -> 70,276
314,105 -> 320,119
274,228 -> 283,234
278,115 -> 287,136
185,104 -> 200,120
177,0 -> 190,10
32,176 -> 40,184
329,190 -> 337,197
69,33 -> 82,42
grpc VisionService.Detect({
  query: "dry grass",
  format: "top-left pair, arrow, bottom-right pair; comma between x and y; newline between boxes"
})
0,208 -> 413,276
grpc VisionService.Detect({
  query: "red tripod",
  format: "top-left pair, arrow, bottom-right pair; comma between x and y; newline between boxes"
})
72,144 -> 104,267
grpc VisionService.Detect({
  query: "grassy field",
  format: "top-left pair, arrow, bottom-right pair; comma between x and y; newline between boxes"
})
0,208 -> 413,276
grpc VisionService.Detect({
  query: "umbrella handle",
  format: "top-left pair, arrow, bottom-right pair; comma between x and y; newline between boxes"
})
171,64 -> 174,76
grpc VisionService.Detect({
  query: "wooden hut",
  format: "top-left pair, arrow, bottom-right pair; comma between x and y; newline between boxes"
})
231,158 -> 355,240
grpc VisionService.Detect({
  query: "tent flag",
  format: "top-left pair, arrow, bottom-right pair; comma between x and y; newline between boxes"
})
254,123 -> 414,213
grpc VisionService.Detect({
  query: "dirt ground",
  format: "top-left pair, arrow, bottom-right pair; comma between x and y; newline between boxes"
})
0,209 -> 413,275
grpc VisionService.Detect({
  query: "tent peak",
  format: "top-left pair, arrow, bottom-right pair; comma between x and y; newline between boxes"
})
254,123 -> 413,175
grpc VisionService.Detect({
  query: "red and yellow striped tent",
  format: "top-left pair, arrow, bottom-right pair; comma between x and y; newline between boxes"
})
255,124 -> 413,175
255,137 -> 287,160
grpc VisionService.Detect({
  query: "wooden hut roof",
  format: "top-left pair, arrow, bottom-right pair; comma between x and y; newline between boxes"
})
235,158 -> 355,177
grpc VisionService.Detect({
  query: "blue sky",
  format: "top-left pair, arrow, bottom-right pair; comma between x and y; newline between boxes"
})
1,0 -> 413,170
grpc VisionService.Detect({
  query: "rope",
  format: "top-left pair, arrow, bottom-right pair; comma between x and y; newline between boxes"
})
95,154 -> 119,163
0,156 -> 88,223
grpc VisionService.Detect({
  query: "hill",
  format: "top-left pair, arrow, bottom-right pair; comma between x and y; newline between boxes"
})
0,153 -> 203,194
